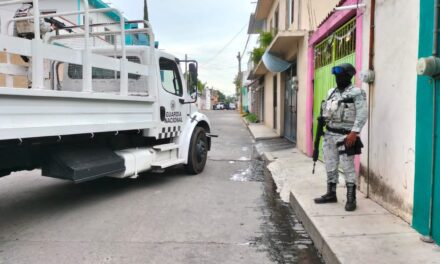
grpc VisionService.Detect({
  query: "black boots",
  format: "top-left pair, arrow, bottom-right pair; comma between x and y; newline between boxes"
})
345,183 -> 357,211
314,182 -> 337,204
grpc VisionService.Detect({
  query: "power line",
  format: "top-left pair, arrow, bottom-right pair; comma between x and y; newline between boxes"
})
201,23 -> 247,66
241,13 -> 257,58
241,34 -> 251,57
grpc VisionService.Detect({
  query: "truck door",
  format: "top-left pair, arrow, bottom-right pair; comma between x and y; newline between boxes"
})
157,57 -> 185,139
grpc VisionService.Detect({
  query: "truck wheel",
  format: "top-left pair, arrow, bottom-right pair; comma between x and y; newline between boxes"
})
185,127 -> 208,174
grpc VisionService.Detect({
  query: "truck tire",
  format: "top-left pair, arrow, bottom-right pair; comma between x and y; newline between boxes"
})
185,127 -> 208,174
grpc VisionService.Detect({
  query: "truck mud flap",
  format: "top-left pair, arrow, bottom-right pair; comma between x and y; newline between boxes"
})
42,146 -> 125,183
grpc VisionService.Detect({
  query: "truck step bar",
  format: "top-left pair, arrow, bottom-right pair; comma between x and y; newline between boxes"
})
151,159 -> 185,169
153,143 -> 179,151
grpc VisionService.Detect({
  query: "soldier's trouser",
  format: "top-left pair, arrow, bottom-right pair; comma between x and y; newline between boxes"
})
323,132 -> 356,184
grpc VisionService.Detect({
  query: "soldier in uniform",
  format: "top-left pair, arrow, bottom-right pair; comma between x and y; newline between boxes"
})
314,63 -> 368,211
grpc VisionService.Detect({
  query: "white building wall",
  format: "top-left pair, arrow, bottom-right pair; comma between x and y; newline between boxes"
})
205,88 -> 211,110
359,0 -> 419,223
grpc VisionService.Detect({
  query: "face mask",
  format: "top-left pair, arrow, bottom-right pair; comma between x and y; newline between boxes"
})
335,73 -> 352,90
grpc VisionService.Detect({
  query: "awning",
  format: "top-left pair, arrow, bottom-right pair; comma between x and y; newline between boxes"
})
262,51 -> 292,73
251,30 -> 306,77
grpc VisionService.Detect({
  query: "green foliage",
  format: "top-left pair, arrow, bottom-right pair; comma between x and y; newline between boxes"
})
250,31 -> 273,65
251,47 -> 265,65
217,91 -> 226,102
225,96 -> 235,105
245,113 -> 258,123
197,79 -> 206,93
259,31 -> 273,48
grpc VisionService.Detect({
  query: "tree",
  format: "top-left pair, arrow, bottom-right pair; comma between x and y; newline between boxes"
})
217,91 -> 226,102
197,79 -> 207,94
233,74 -> 242,98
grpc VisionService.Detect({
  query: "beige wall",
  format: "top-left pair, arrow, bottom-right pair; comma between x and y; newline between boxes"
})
264,0 -> 340,33
296,0 -> 340,31
256,0 -> 339,139
296,37 -> 309,152
0,52 -> 28,88
263,72 -> 275,129
358,0 -> 419,223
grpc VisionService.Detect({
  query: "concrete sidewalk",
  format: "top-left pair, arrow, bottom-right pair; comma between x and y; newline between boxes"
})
247,125 -> 440,263
247,123 -> 279,140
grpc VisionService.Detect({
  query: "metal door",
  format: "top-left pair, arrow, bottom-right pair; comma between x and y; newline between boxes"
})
284,68 -> 298,142
313,18 -> 356,158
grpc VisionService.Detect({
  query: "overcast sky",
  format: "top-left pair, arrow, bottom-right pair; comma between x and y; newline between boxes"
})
110,0 -> 256,96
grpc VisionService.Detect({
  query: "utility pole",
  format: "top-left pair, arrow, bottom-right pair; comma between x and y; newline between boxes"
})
185,54 -> 188,75
237,52 -> 243,114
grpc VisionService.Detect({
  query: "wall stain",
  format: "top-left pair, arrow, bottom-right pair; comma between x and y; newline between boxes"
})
359,165 -> 413,223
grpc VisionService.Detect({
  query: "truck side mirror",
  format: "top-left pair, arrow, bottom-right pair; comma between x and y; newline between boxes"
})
188,63 -> 198,101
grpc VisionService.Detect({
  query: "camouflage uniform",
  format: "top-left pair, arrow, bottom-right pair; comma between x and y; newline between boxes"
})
322,85 -> 368,184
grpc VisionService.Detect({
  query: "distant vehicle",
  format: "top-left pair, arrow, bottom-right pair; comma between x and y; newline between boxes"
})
216,103 -> 225,110
229,103 -> 236,110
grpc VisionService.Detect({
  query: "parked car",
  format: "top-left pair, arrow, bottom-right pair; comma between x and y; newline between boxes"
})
229,103 -> 236,110
216,103 -> 225,110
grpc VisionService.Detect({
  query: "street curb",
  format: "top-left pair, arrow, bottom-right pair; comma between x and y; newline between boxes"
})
289,192 -> 340,264
259,147 -> 340,264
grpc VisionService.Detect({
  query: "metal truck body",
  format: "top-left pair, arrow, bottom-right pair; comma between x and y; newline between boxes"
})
0,0 -> 211,182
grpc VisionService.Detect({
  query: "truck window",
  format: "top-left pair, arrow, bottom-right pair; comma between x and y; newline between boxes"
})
159,58 -> 183,96
68,56 -> 141,80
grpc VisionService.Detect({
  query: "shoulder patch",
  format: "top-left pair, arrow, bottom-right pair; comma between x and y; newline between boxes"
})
348,87 -> 363,97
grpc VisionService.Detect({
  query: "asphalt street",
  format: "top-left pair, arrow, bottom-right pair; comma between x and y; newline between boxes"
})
0,110 -> 321,264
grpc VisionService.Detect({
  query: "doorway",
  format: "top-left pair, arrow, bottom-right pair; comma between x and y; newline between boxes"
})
284,65 -> 297,142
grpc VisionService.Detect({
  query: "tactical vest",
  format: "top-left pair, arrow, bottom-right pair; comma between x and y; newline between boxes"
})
322,87 -> 356,124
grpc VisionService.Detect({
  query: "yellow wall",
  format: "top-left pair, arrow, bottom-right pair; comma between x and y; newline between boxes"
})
0,52 -> 28,88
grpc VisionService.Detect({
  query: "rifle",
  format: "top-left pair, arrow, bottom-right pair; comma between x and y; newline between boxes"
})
312,100 -> 326,174
44,17 -> 73,33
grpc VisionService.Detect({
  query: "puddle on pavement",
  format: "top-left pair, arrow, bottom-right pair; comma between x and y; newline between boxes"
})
230,158 -> 265,182
233,146 -> 323,264
251,167 -> 323,264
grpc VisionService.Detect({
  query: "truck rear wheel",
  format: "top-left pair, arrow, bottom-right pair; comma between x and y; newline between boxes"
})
185,127 -> 208,174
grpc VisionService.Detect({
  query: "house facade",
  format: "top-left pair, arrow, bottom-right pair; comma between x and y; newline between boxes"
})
249,0 -> 437,243
307,0 -> 419,224
248,0 -> 339,144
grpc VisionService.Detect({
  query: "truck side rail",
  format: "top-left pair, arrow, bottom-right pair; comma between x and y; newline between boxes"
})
0,1 -> 159,142
0,0 -> 156,97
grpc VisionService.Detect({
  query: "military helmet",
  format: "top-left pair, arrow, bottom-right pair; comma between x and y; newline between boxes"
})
331,63 -> 356,77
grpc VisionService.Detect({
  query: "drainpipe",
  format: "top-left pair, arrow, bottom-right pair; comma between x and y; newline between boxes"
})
366,0 -> 376,198
416,0 -> 440,244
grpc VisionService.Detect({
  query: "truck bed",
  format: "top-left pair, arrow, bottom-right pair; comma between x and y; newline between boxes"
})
0,88 -> 157,141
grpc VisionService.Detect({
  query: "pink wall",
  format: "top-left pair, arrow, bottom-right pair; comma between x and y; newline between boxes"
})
306,0 -> 364,157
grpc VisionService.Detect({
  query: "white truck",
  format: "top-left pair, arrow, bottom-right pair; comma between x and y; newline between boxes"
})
0,0 -> 213,183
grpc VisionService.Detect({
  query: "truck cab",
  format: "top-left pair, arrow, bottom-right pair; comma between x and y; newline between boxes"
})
0,1 -> 212,182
